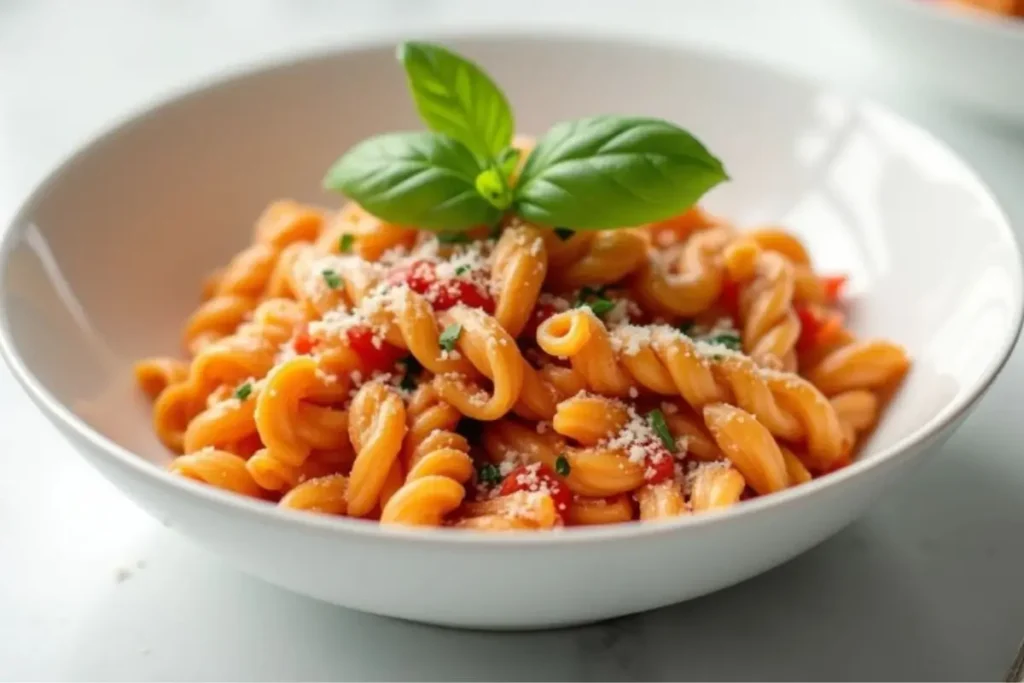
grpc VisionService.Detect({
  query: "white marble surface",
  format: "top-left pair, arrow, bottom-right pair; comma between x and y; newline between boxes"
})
1,1 -> 1023,680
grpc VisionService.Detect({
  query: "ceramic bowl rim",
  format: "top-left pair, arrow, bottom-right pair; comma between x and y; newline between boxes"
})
1,27 -> 1020,547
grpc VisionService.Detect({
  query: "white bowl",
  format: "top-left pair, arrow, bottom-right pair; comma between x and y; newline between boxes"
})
843,0 -> 1024,123
1,32 -> 1021,629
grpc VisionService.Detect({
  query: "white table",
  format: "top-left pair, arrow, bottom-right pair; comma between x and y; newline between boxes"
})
2,1 -> 1023,680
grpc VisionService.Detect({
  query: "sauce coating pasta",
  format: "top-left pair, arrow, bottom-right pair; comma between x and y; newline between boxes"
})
137,198 -> 909,531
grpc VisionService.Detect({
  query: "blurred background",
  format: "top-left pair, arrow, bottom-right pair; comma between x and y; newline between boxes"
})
2,1 -> 1023,680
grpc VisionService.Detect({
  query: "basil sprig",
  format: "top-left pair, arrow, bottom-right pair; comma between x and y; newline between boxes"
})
324,42 -> 728,234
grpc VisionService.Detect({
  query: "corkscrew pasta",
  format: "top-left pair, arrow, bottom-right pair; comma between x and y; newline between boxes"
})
137,195 -> 909,531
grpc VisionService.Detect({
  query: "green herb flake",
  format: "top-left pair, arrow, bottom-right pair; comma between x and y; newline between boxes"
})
554,454 -> 571,476
437,231 -> 471,245
338,233 -> 355,253
321,269 -> 342,290
648,408 -> 676,452
233,382 -> 253,401
439,323 -> 463,351
574,285 -> 606,307
478,462 -> 503,486
454,264 -> 471,276
585,298 -> 616,317
553,227 -> 575,241
678,321 -> 696,336
706,333 -> 742,351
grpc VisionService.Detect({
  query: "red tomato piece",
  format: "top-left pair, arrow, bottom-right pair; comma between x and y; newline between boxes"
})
345,325 -> 403,373
499,463 -> 572,516
719,278 -> 740,317
795,304 -> 822,352
292,330 -> 315,355
821,275 -> 848,304
643,446 -> 676,485
431,278 -> 495,313
796,304 -> 845,351
388,259 -> 436,294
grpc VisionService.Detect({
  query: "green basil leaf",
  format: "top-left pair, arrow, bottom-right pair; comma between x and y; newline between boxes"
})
397,41 -> 514,159
497,147 -> 521,178
514,116 -> 728,230
475,167 -> 512,210
323,131 -> 499,232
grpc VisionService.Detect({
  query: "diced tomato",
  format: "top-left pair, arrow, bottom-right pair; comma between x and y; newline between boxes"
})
388,259 -> 436,294
388,259 -> 494,313
345,325 -> 403,373
499,463 -> 572,517
719,278 -> 740,317
821,275 -> 848,304
796,304 -> 845,351
521,302 -> 558,340
795,305 -> 819,351
292,330 -> 316,355
431,279 -> 495,313
644,445 -> 676,485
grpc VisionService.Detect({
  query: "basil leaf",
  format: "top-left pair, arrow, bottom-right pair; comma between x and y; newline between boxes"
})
514,116 -> 728,230
398,41 -> 514,159
497,147 -> 521,178
324,131 -> 499,231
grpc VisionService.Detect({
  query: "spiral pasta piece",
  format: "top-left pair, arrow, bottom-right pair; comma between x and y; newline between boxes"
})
491,221 -> 548,338
432,306 -> 526,421
169,449 -> 264,498
688,463 -> 746,511
568,494 -> 635,525
636,482 -> 686,520
632,225 -> 733,316
346,382 -> 407,517
738,250 -> 800,369
381,385 -> 473,526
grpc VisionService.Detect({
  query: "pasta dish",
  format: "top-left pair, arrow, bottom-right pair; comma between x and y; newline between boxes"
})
134,42 -> 910,531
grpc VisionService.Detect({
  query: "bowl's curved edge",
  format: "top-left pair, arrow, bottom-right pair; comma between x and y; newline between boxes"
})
0,28 -> 1021,547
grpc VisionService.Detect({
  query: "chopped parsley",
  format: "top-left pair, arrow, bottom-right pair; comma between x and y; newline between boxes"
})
397,355 -> 421,391
477,463 -> 503,486
553,227 -> 575,241
437,231 -> 471,245
554,454 -> 571,476
678,320 -> 696,336
321,268 -> 341,290
454,264 -> 471,276
648,408 -> 676,452
233,382 -> 253,401
338,233 -> 354,253
585,298 -> 616,317
706,332 -> 742,351
575,285 -> 607,305
439,323 -> 462,351
574,285 -> 615,317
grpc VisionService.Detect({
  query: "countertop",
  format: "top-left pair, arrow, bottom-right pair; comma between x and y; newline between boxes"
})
2,1 -> 1023,680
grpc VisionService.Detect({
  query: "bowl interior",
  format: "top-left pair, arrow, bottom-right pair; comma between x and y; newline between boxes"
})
1,35 -> 1021,475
